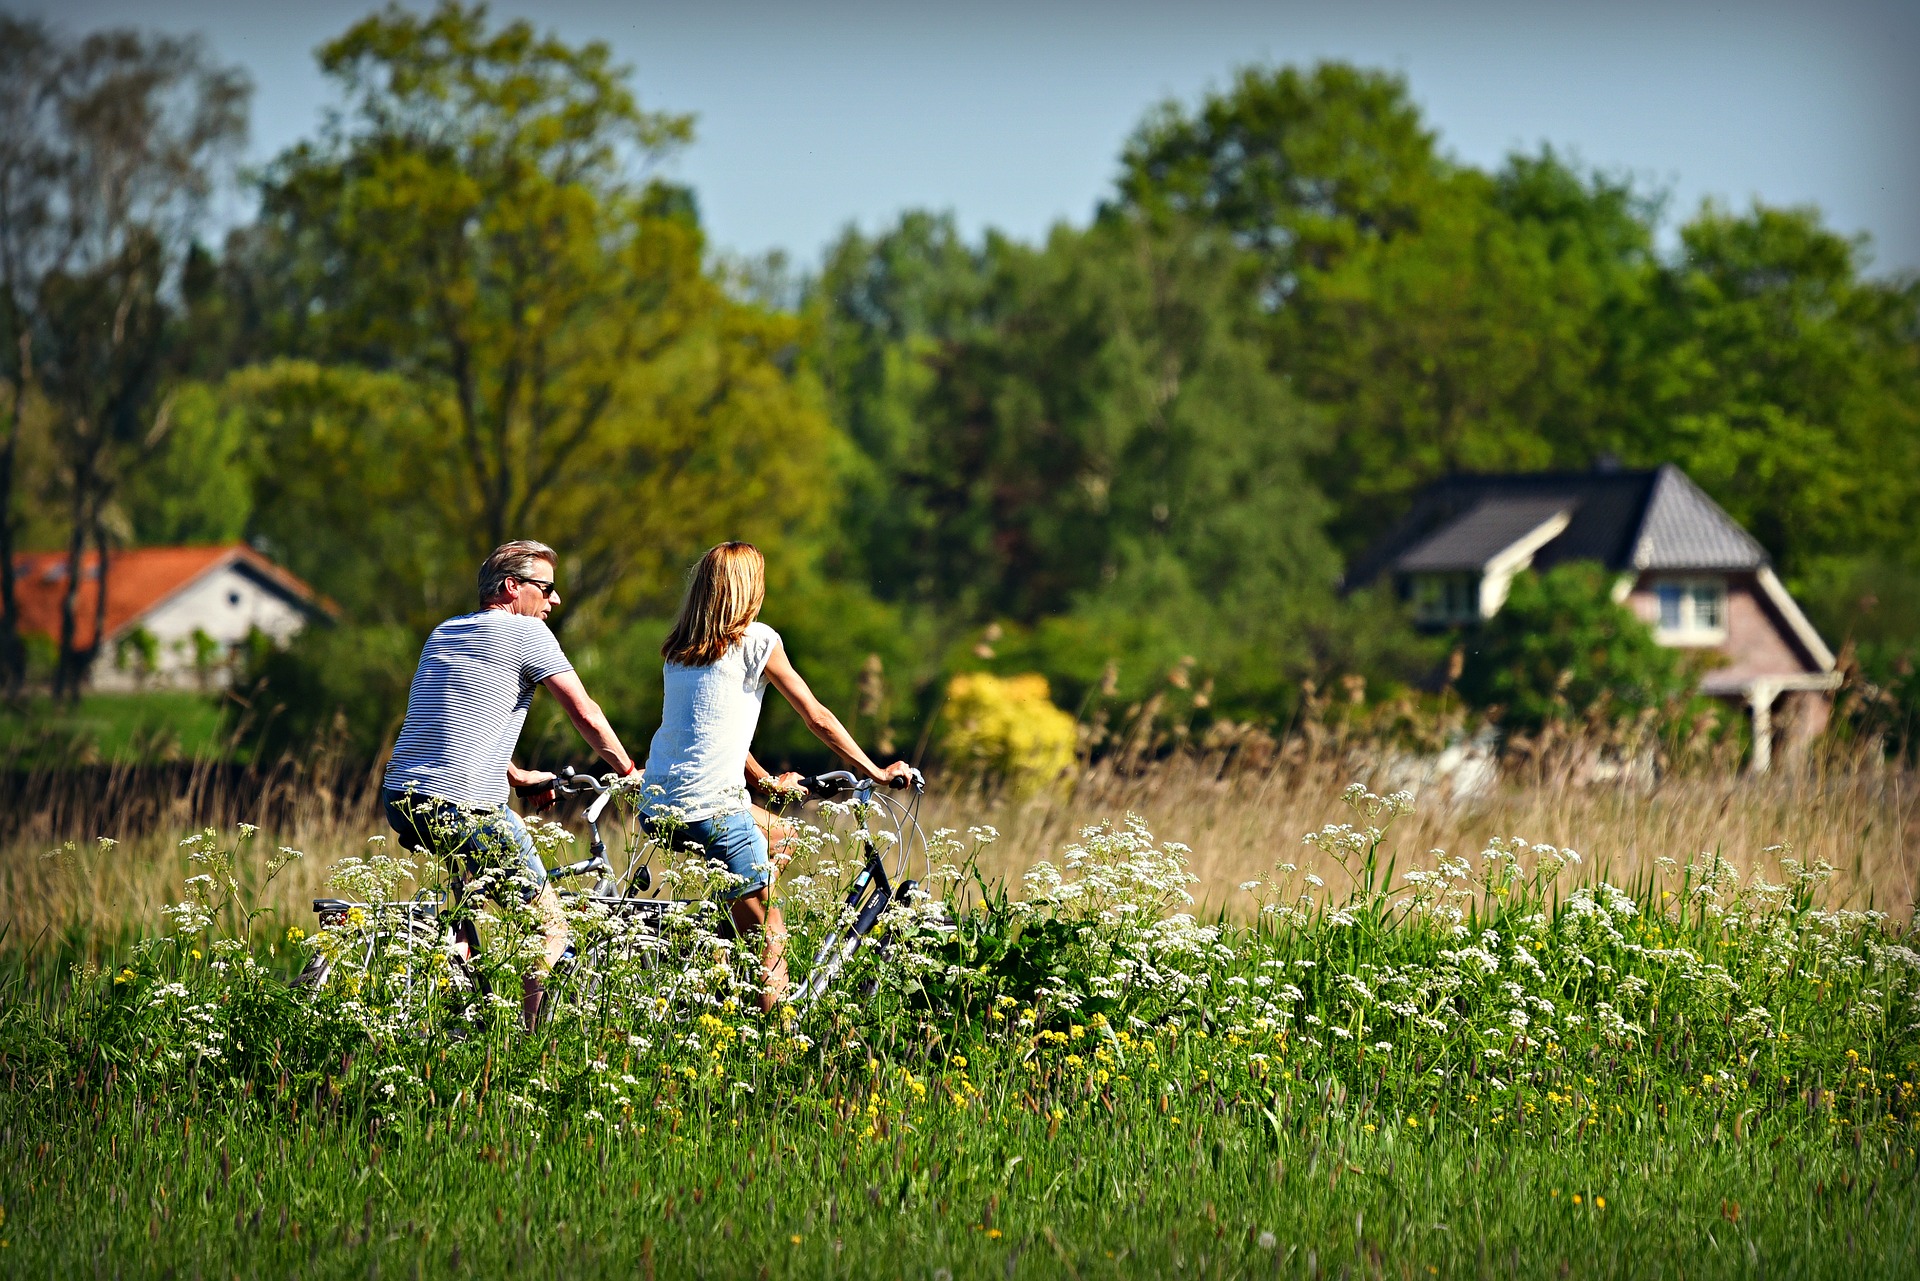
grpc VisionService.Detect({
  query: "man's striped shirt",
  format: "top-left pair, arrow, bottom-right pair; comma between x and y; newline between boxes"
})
383,611 -> 573,806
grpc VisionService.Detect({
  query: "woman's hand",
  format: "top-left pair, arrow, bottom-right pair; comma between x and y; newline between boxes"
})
755,771 -> 808,804
870,761 -> 918,787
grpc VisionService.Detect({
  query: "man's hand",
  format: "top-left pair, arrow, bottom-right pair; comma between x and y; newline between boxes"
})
508,766 -> 559,813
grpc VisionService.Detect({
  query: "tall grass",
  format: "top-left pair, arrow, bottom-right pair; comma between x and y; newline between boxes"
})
949,751 -> 1919,922
4,738 -> 1915,944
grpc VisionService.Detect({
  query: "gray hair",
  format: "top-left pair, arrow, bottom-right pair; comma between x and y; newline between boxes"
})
478,540 -> 557,604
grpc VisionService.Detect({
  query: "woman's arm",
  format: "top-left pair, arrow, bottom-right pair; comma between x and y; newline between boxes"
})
764,643 -> 914,785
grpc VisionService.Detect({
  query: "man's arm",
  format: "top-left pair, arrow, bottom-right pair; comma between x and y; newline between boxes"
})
542,669 -> 637,776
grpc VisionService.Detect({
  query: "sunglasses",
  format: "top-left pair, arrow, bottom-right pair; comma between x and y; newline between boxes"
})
515,576 -> 559,598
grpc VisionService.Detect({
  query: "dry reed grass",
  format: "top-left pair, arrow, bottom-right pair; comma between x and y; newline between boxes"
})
3,742 -> 1915,947
941,752 -> 1919,922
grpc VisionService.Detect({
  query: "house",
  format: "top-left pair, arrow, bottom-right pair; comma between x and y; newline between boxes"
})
11,544 -> 330,691
1345,465 -> 1839,771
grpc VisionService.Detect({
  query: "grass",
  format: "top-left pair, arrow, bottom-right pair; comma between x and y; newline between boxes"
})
949,752 -> 1920,923
2,1083 -> 1912,1277
0,689 -> 233,767
0,758 -> 1916,1276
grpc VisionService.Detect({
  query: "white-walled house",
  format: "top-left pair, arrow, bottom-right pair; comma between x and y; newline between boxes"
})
13,545 -> 330,691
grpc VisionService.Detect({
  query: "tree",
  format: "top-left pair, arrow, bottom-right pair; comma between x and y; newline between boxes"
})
1115,62 -> 1447,291
251,3 -> 834,629
0,17 -> 248,696
1115,67 -> 1680,555
1624,204 -> 1920,575
811,211 -> 994,598
811,209 -> 1341,719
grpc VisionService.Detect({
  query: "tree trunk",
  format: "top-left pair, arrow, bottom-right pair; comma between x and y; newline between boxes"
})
0,381 -> 23,697
54,446 -> 95,702
88,510 -> 109,692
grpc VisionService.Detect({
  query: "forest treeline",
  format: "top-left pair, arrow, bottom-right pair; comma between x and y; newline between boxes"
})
3,5 -> 1917,766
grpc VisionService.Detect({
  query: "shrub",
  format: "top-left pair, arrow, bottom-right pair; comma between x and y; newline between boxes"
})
937,671 -> 1077,796
1458,564 -> 1695,735
228,623 -> 420,763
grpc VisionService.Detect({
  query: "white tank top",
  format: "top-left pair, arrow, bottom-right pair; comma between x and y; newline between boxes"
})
641,621 -> 780,821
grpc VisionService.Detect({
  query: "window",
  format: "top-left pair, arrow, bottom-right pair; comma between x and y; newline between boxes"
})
1409,573 -> 1480,625
1653,578 -> 1728,643
228,591 -> 242,606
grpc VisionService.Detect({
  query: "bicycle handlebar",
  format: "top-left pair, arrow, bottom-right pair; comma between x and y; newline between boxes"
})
801,768 -> 924,797
521,763 -> 926,802
511,765 -> 612,798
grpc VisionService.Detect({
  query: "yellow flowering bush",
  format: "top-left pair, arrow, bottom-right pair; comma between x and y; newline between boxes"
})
937,671 -> 1077,797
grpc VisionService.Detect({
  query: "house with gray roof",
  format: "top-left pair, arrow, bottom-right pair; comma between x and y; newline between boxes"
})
1346,464 -> 1839,770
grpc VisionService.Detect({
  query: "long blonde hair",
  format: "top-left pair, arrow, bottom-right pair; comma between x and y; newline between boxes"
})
662,542 -> 766,667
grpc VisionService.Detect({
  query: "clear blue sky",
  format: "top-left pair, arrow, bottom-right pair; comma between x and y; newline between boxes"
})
27,0 -> 1920,274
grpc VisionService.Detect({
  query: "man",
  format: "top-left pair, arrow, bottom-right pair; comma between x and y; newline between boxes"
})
383,539 -> 638,1029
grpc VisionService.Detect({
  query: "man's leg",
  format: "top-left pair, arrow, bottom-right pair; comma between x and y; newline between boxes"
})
482,806 -> 568,1031
385,790 -> 478,962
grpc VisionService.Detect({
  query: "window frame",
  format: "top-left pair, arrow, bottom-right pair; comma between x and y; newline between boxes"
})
1652,576 -> 1729,645
1408,572 -> 1481,626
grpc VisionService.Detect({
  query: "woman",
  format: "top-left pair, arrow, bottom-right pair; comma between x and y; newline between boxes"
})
640,541 -> 915,1011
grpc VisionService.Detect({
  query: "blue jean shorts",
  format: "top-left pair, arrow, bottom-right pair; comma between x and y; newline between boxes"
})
383,789 -> 548,902
643,808 -> 772,899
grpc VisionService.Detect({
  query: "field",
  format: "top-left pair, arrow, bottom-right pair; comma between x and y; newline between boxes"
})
1,761 -> 1917,1277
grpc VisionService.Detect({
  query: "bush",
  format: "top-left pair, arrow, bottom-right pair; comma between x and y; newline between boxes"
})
228,623 -> 420,763
936,671 -> 1077,796
1458,564 -> 1694,735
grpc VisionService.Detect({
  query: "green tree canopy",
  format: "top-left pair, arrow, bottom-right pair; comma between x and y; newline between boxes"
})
1627,205 -> 1920,574
1112,60 -> 1920,589
810,209 -> 1343,718
241,2 -> 838,632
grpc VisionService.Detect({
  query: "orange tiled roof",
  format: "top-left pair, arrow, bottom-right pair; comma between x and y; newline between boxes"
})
10,544 -> 324,650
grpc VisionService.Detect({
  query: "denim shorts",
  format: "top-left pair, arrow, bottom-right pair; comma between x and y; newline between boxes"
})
643,809 -> 772,899
383,789 -> 548,902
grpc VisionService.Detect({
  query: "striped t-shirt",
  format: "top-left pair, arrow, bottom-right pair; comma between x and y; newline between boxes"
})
382,611 -> 574,806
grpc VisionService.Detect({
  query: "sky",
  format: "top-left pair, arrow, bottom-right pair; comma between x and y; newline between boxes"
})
23,0 -> 1920,275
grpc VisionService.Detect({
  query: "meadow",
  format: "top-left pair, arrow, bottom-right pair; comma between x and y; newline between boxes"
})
1,760 -> 1916,1277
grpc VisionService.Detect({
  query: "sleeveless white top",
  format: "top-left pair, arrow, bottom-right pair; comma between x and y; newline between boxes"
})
641,621 -> 780,821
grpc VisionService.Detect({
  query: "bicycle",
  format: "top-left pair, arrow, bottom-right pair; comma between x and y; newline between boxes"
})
540,766 -> 931,1014
293,766 -> 931,1019
290,782 -> 633,1008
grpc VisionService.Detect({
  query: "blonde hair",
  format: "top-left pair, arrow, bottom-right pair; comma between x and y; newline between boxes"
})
662,542 -> 766,667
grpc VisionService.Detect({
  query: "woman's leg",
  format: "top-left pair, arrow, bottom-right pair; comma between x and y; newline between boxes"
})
751,803 -> 797,872
728,889 -> 790,1012
711,811 -> 786,1011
